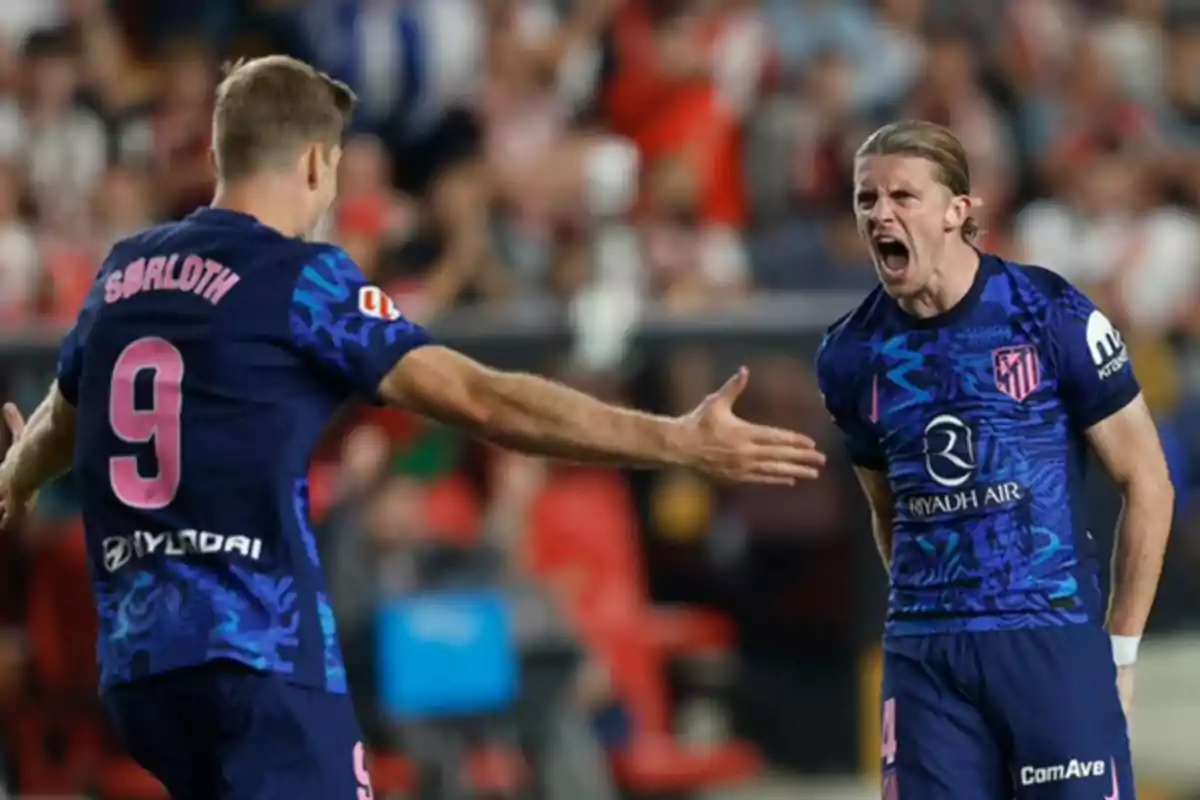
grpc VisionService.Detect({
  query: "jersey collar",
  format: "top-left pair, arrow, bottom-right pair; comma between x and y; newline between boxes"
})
888,250 -> 996,330
187,206 -> 264,228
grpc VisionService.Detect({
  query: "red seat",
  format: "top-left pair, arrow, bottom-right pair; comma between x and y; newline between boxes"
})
96,757 -> 168,799
645,606 -> 735,655
527,470 -> 646,626
526,469 -> 735,654
611,735 -> 762,793
370,747 -> 528,795
524,468 -> 762,791
592,624 -> 762,793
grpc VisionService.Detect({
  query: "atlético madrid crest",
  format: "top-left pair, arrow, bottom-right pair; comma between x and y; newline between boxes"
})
993,345 -> 1041,402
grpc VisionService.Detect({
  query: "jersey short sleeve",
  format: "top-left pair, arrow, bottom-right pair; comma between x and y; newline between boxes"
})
289,245 -> 434,404
1049,285 -> 1141,431
55,266 -> 110,406
815,332 -> 886,471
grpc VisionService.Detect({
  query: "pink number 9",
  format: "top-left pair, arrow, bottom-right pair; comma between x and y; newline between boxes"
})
108,337 -> 184,509
353,741 -> 374,800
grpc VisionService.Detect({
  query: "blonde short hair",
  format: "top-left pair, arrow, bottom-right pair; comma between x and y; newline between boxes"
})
213,55 -> 357,182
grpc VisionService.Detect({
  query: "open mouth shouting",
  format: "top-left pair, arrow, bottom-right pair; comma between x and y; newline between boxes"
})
872,235 -> 911,283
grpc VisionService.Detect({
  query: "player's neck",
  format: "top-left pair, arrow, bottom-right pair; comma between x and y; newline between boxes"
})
211,181 -> 307,239
897,243 -> 981,319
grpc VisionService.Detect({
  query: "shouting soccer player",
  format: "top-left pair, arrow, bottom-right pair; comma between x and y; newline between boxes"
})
816,121 -> 1173,800
0,56 -> 825,799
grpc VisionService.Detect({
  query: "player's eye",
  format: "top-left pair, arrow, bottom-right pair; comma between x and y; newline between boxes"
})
855,193 -> 876,210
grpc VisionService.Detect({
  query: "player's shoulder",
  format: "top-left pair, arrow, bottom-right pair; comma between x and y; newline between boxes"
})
114,215 -> 310,269
104,222 -> 180,268
290,241 -> 372,301
990,255 -> 1096,324
815,286 -> 888,389
292,240 -> 357,280
817,288 -> 887,362
289,242 -> 407,324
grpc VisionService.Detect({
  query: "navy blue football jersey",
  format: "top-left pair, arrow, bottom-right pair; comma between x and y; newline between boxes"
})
816,254 -> 1140,636
56,207 -> 433,692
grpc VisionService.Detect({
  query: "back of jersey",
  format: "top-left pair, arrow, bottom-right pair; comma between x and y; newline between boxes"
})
57,207 -> 432,692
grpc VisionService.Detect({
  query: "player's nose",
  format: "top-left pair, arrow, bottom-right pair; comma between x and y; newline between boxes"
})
867,199 -> 896,225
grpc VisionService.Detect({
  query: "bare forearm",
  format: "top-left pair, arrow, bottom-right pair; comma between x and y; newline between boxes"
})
4,385 -> 76,495
473,371 -> 687,468
1107,480 -> 1173,636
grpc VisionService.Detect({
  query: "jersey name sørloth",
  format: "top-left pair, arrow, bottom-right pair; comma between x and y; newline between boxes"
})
57,208 -> 433,690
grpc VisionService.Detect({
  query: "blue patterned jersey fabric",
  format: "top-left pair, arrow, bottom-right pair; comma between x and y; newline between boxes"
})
816,254 -> 1140,637
56,207 -> 432,692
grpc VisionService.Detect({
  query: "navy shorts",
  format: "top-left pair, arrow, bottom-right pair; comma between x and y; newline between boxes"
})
103,660 -> 371,800
880,625 -> 1134,799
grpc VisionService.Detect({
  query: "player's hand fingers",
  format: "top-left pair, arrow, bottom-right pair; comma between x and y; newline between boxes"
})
745,461 -> 821,482
749,444 -> 827,468
741,474 -> 796,486
2,403 -> 25,440
745,423 -> 818,450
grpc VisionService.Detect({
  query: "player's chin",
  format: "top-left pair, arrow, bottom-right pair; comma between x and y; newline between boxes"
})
873,259 -> 919,296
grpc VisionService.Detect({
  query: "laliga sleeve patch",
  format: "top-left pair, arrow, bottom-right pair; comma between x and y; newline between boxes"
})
358,285 -> 401,321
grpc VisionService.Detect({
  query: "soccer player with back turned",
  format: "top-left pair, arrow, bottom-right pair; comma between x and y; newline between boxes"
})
0,56 -> 826,799
816,120 -> 1173,799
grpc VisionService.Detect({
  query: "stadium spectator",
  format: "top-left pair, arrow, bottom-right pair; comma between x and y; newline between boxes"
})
0,161 -> 37,325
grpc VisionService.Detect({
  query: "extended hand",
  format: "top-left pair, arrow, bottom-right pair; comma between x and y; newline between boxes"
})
677,367 -> 826,485
0,403 -> 36,533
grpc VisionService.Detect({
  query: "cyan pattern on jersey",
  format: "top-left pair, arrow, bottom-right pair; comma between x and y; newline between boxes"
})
290,249 -> 367,375
95,560 -> 302,686
293,477 -> 347,693
879,324 -> 1083,631
817,259 -> 1135,636
290,247 -> 428,395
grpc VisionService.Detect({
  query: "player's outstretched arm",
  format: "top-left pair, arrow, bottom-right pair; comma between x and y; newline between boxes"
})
0,384 -> 76,532
853,467 -> 895,570
1085,393 -> 1174,642
378,345 -> 826,485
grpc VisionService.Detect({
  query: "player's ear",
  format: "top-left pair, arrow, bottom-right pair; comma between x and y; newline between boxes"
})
304,144 -> 321,191
943,194 -> 970,233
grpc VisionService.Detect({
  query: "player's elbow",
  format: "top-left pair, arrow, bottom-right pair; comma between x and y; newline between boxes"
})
1119,455 -> 1175,512
1142,466 -> 1175,509
379,346 -> 502,433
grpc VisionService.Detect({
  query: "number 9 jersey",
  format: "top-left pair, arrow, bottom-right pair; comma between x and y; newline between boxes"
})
55,207 -> 434,693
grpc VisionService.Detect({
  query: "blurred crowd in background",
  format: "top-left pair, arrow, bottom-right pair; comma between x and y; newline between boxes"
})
0,0 -> 1198,797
